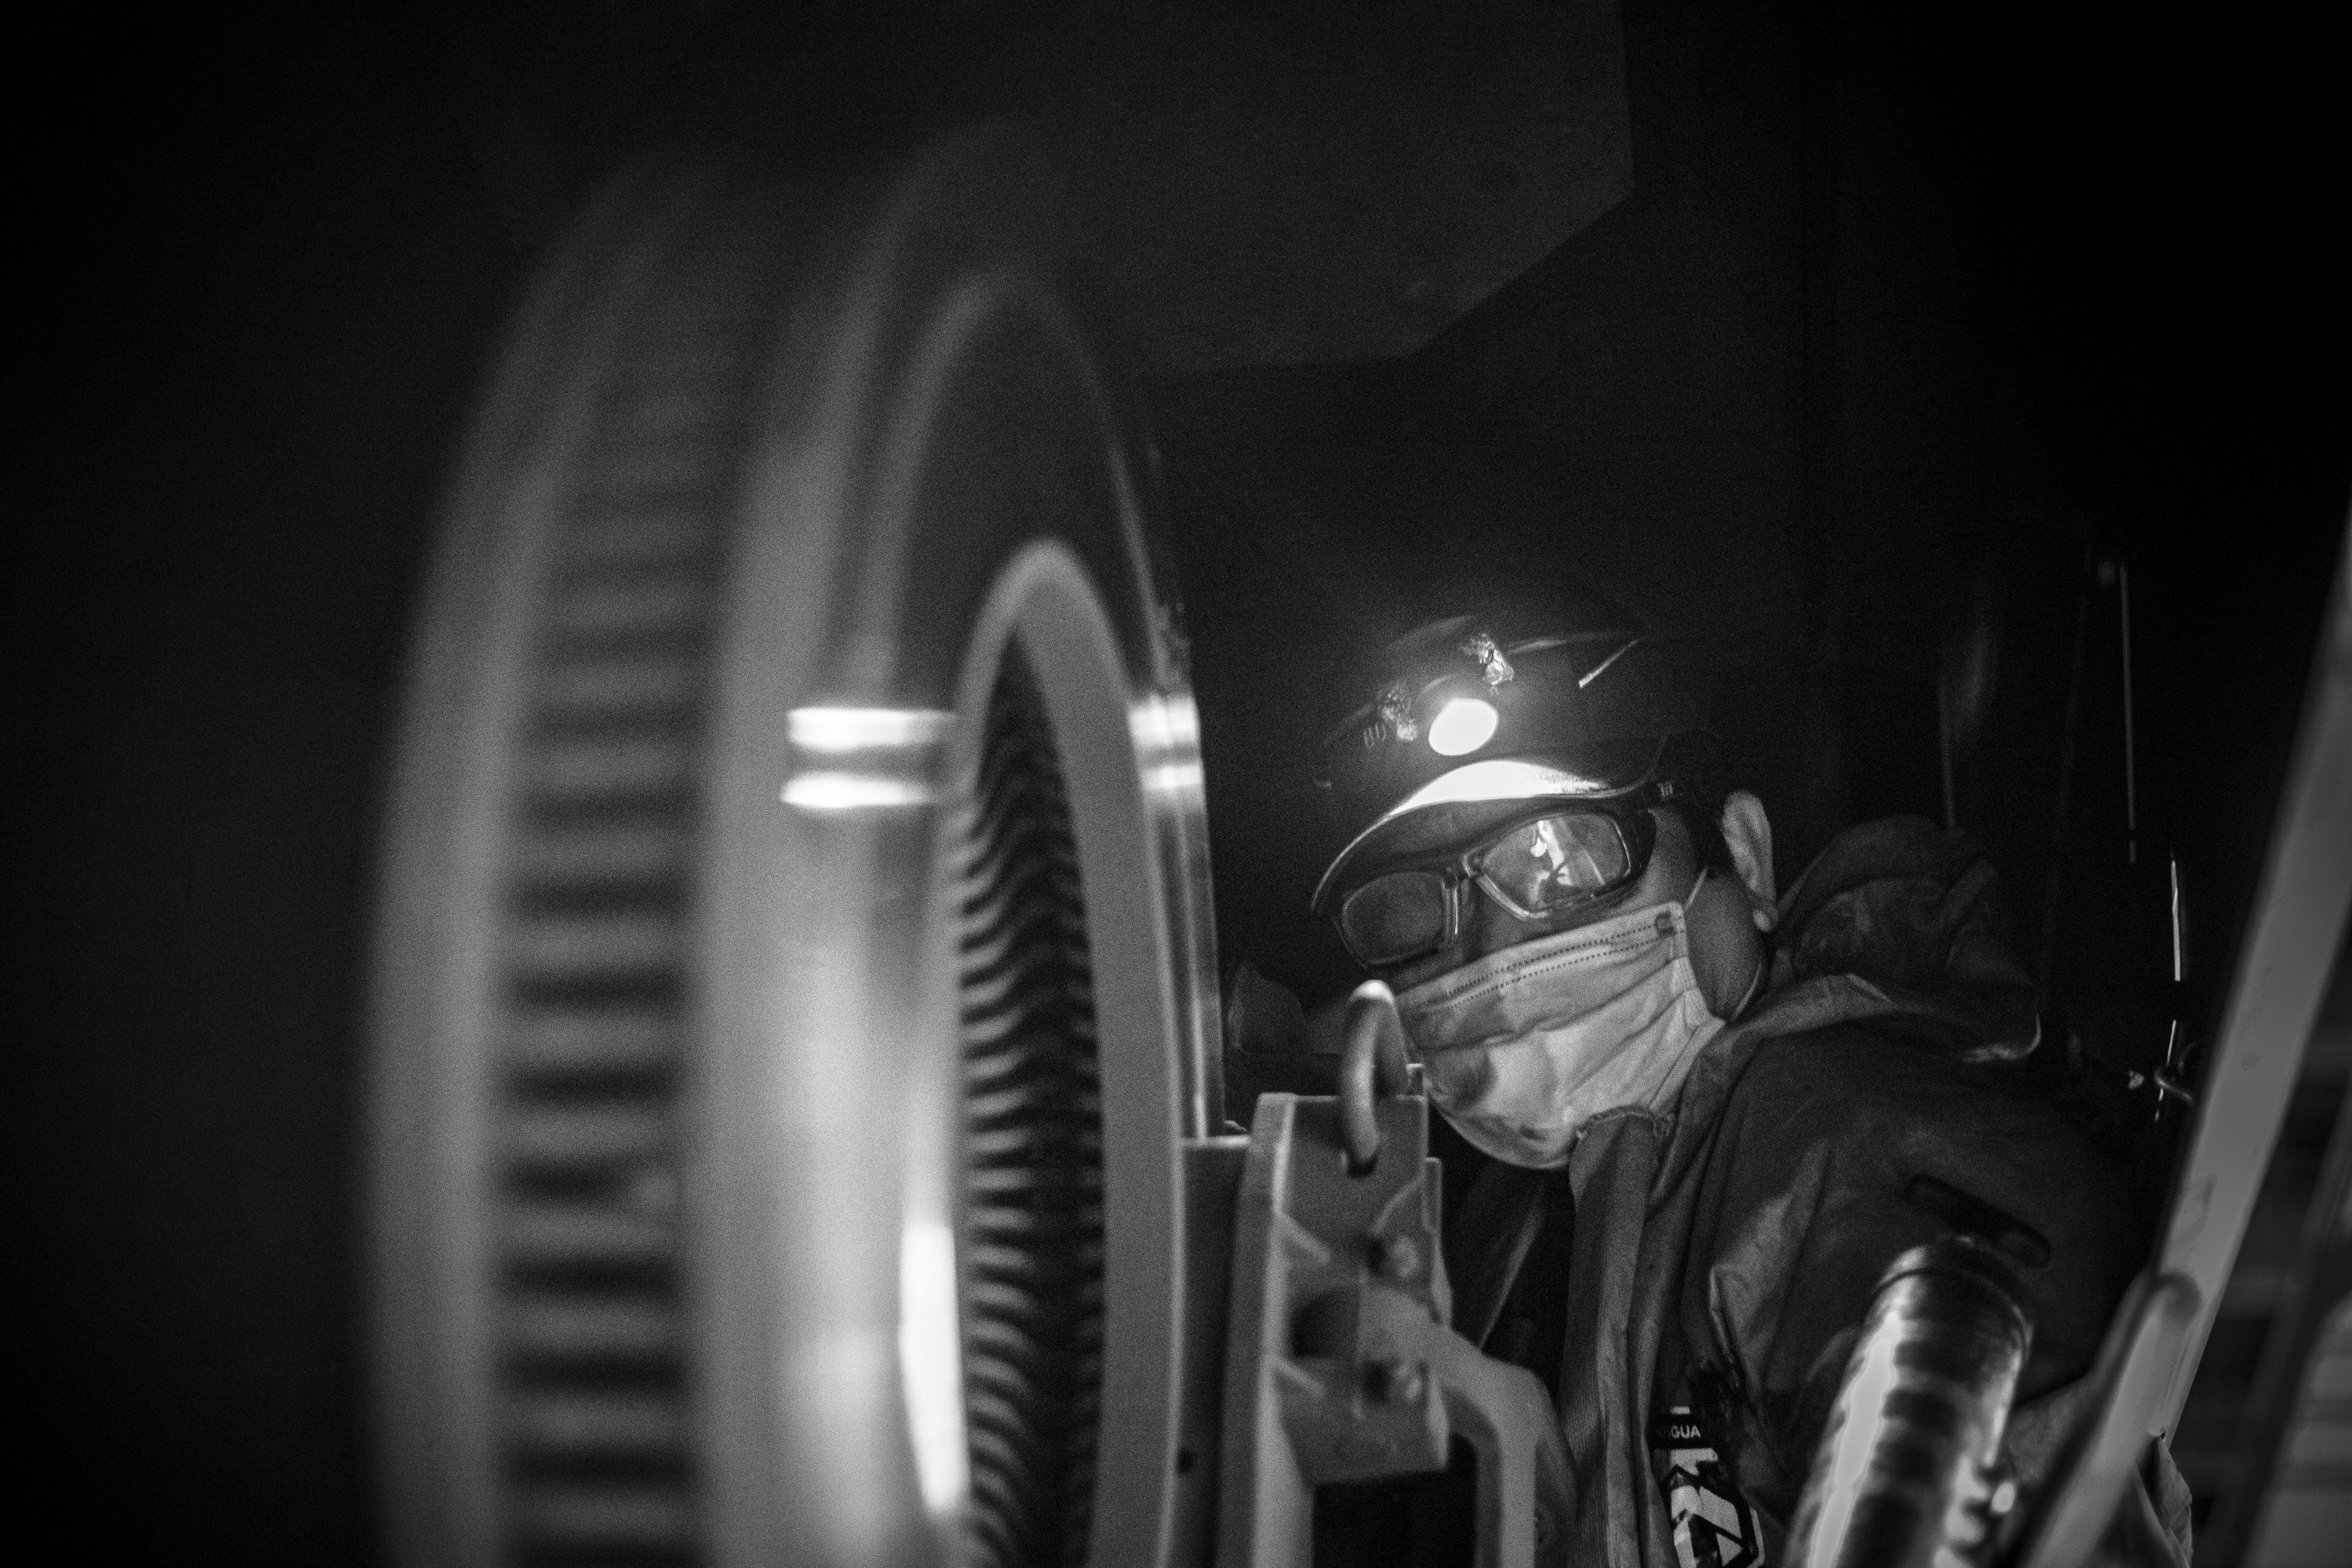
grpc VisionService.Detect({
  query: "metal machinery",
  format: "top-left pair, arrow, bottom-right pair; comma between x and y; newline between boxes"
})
370,143 -> 2352,1567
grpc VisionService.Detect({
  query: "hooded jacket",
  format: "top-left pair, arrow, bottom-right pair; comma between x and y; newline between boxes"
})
1440,816 -> 2195,1567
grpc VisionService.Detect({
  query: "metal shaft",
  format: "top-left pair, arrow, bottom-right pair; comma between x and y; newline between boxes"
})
1785,1239 -> 2032,1568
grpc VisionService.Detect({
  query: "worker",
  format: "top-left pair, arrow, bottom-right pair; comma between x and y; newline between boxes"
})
1273,606 -> 2193,1567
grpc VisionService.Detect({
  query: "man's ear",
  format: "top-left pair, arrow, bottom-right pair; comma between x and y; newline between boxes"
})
1719,790 -> 1777,931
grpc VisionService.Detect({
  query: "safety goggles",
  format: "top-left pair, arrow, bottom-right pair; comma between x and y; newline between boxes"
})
1332,805 -> 1658,969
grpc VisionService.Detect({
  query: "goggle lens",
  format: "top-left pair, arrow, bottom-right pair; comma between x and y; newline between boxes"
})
1337,870 -> 1451,967
1333,810 -> 1649,967
1475,812 -> 1634,916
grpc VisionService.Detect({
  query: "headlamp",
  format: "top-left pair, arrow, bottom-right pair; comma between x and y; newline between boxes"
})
1366,628 -> 1517,760
1314,611 -> 1715,913
1426,692 -> 1500,756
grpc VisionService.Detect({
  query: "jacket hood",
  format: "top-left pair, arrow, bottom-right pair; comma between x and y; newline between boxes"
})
1764,815 -> 2040,1061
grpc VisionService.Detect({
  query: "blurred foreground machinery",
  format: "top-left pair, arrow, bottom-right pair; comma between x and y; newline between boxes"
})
369,141 -> 2352,1567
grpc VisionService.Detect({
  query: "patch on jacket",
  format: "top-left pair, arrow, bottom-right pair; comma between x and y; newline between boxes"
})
1649,1403 -> 1760,1568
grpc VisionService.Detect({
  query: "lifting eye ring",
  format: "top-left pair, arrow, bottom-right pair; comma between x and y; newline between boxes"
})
1338,981 -> 1412,1175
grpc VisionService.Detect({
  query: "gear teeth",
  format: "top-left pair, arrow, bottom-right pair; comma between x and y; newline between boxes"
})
479,211 -> 778,1568
953,647 -> 1107,1568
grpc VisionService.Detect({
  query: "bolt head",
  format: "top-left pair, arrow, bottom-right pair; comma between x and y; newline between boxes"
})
1368,1358 -> 1427,1404
1371,1234 -> 1423,1281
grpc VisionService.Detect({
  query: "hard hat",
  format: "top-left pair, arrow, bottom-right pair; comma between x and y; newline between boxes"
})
1310,609 -> 1721,916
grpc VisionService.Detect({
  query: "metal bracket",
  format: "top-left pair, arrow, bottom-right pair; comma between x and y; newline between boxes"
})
1213,1087 -> 1569,1568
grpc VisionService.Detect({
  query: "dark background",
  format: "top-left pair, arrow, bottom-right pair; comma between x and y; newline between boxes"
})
12,2 -> 2346,1560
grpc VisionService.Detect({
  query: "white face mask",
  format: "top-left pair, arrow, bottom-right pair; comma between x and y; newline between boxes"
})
1391,873 -> 1724,1169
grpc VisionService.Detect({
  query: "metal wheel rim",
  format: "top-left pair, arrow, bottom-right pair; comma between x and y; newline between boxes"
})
369,137 -> 1219,1568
